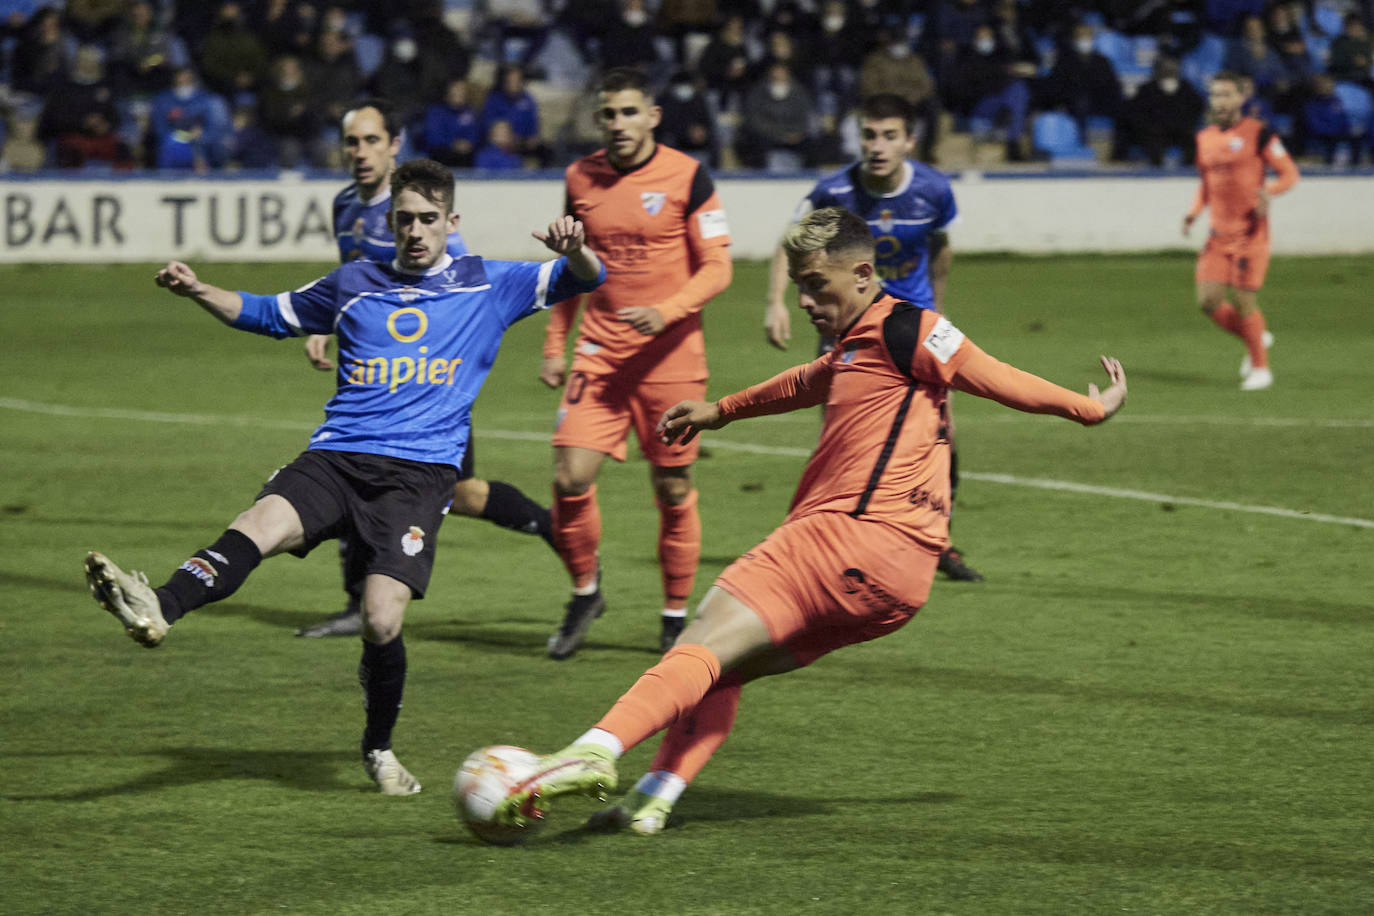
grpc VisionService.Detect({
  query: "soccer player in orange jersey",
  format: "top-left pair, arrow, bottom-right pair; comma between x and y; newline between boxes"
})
486,207 -> 1127,836
540,68 -> 733,660
1184,71 -> 1299,391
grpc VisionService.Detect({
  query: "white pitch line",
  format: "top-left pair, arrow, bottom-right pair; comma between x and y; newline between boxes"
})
4,397 -> 1373,530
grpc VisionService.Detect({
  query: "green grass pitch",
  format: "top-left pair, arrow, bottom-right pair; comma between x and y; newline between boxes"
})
1,255 -> 1371,914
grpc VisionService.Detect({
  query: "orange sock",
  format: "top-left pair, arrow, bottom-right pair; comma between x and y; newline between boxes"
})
553,484 -> 600,589
648,670 -> 744,783
1237,309 -> 1269,369
1209,301 -> 1242,336
594,644 -> 722,753
657,489 -> 700,610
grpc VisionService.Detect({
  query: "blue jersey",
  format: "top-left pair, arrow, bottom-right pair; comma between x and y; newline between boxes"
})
234,253 -> 603,468
333,183 -> 468,263
796,161 -> 957,309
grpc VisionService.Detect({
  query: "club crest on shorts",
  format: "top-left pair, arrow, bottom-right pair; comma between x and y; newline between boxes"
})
401,526 -> 425,557
641,191 -> 666,216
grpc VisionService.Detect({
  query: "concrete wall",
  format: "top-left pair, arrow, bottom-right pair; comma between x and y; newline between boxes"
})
3,171 -> 1371,263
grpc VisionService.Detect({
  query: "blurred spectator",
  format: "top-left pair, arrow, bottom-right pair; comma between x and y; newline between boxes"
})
478,63 -> 550,165
858,23 -> 939,162
657,71 -> 718,166
931,0 -> 992,85
65,0 -> 125,43
1222,15 -> 1291,101
422,78 -> 480,167
1329,13 -> 1373,85
12,8 -> 72,98
736,62 -> 815,169
38,44 -> 134,169
148,66 -> 231,170
258,55 -> 319,167
1204,0 -> 1266,37
1267,3 -> 1313,84
413,0 -> 472,84
990,0 -> 1041,73
754,29 -> 810,85
1113,56 -> 1204,165
944,23 -> 1031,161
310,28 -> 365,129
255,0 -> 317,57
1123,0 -> 1203,57
760,1 -> 818,63
481,0 -> 551,68
475,119 -> 524,169
370,22 -> 450,126
599,0 -> 661,74
810,1 -> 869,112
109,0 -> 187,97
657,0 -> 719,66
1040,22 -> 1124,129
697,14 -> 753,111
556,0 -> 621,64
1302,73 -> 1357,162
228,102 -> 278,168
200,2 -> 268,103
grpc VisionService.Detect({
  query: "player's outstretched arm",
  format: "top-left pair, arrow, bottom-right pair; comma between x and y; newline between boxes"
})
658,400 -> 725,445
764,244 -> 791,349
154,260 -> 243,325
533,215 -> 602,281
951,349 -> 1126,426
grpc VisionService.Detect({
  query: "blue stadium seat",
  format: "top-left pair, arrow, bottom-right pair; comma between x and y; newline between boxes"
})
1306,33 -> 1331,69
1095,29 -> 1147,77
1182,32 -> 1226,92
1032,111 -> 1096,163
1333,81 -> 1373,137
355,33 -> 386,80
1312,3 -> 1344,38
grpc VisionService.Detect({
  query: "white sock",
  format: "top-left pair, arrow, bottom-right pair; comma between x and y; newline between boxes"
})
573,727 -> 623,757
633,770 -> 687,803
661,607 -> 687,619
573,579 -> 599,597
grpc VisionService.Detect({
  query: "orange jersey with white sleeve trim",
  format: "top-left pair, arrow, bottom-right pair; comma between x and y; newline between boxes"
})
549,144 -> 732,382
1190,117 -> 1299,239
718,295 -> 1105,551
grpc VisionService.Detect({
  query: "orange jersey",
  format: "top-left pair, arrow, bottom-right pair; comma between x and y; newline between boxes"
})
1190,117 -> 1299,239
545,144 -> 732,382
718,296 -> 1105,552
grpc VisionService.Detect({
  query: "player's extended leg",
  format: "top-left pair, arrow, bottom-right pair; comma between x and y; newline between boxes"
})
547,445 -> 609,659
1231,287 -> 1273,390
651,464 -> 700,652
85,494 -> 303,647
358,572 -> 421,796
450,477 -> 555,547
496,586 -> 777,827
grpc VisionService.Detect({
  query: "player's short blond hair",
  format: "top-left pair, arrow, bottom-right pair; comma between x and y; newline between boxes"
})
781,207 -> 875,263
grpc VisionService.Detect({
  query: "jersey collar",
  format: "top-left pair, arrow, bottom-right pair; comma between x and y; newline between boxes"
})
359,184 -> 392,208
390,253 -> 455,277
855,160 -> 913,199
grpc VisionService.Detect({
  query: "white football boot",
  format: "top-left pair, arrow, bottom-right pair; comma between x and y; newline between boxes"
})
1239,330 -> 1274,377
84,551 -> 168,648
1240,366 -> 1274,391
365,748 -> 421,795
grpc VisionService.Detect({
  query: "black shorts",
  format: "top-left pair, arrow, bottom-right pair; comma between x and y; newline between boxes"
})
258,450 -> 459,598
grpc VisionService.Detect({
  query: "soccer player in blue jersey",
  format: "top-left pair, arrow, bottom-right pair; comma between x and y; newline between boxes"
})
295,99 -> 559,639
84,159 -> 605,795
762,93 -> 983,582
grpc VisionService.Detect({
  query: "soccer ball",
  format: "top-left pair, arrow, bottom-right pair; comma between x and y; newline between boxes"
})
453,745 -> 544,845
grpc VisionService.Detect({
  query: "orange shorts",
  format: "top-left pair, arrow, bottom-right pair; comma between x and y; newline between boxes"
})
1196,230 -> 1270,291
552,371 -> 706,466
715,511 -> 937,668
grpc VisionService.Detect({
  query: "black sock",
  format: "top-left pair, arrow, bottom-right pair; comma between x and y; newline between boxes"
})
949,444 -> 960,506
359,636 -> 406,753
338,536 -> 365,611
155,529 -> 262,625
481,480 -> 555,547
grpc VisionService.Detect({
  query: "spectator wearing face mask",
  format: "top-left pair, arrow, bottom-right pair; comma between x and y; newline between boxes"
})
658,71 -> 718,167
944,22 -> 1031,161
1039,22 -> 1124,133
424,79 -> 481,167
1113,56 -> 1205,166
697,14 -> 753,112
148,66 -> 232,170
478,63 -> 552,167
200,1 -> 268,103
811,1 -> 868,113
858,23 -> 939,161
371,22 -> 451,126
259,54 -> 320,167
38,44 -> 135,169
736,62 -> 816,170
599,0 -> 660,75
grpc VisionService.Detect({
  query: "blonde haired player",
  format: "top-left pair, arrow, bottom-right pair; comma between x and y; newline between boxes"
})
487,207 -> 1127,835
1183,71 -> 1299,391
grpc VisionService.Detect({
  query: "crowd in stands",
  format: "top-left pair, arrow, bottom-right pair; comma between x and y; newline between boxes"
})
2,0 -> 1373,173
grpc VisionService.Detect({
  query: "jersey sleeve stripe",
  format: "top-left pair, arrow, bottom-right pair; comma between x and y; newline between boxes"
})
848,383 -> 919,518
276,292 -> 304,335
685,162 -> 715,215
532,259 -> 556,311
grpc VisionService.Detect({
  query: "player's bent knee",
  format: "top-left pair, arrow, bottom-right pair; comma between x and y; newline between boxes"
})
651,466 -> 693,504
553,471 -> 595,497
449,478 -> 489,517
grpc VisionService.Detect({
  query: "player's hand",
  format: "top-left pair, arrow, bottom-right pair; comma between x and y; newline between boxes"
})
155,260 -> 202,297
305,334 -> 334,371
539,356 -> 566,388
1255,187 -> 1270,220
1181,214 -> 1195,237
616,306 -> 666,335
532,215 -> 586,255
1086,356 -> 1127,422
764,300 -> 790,350
658,400 -> 725,445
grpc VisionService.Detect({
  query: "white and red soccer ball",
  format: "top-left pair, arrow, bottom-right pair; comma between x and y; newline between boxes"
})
453,745 -> 544,845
